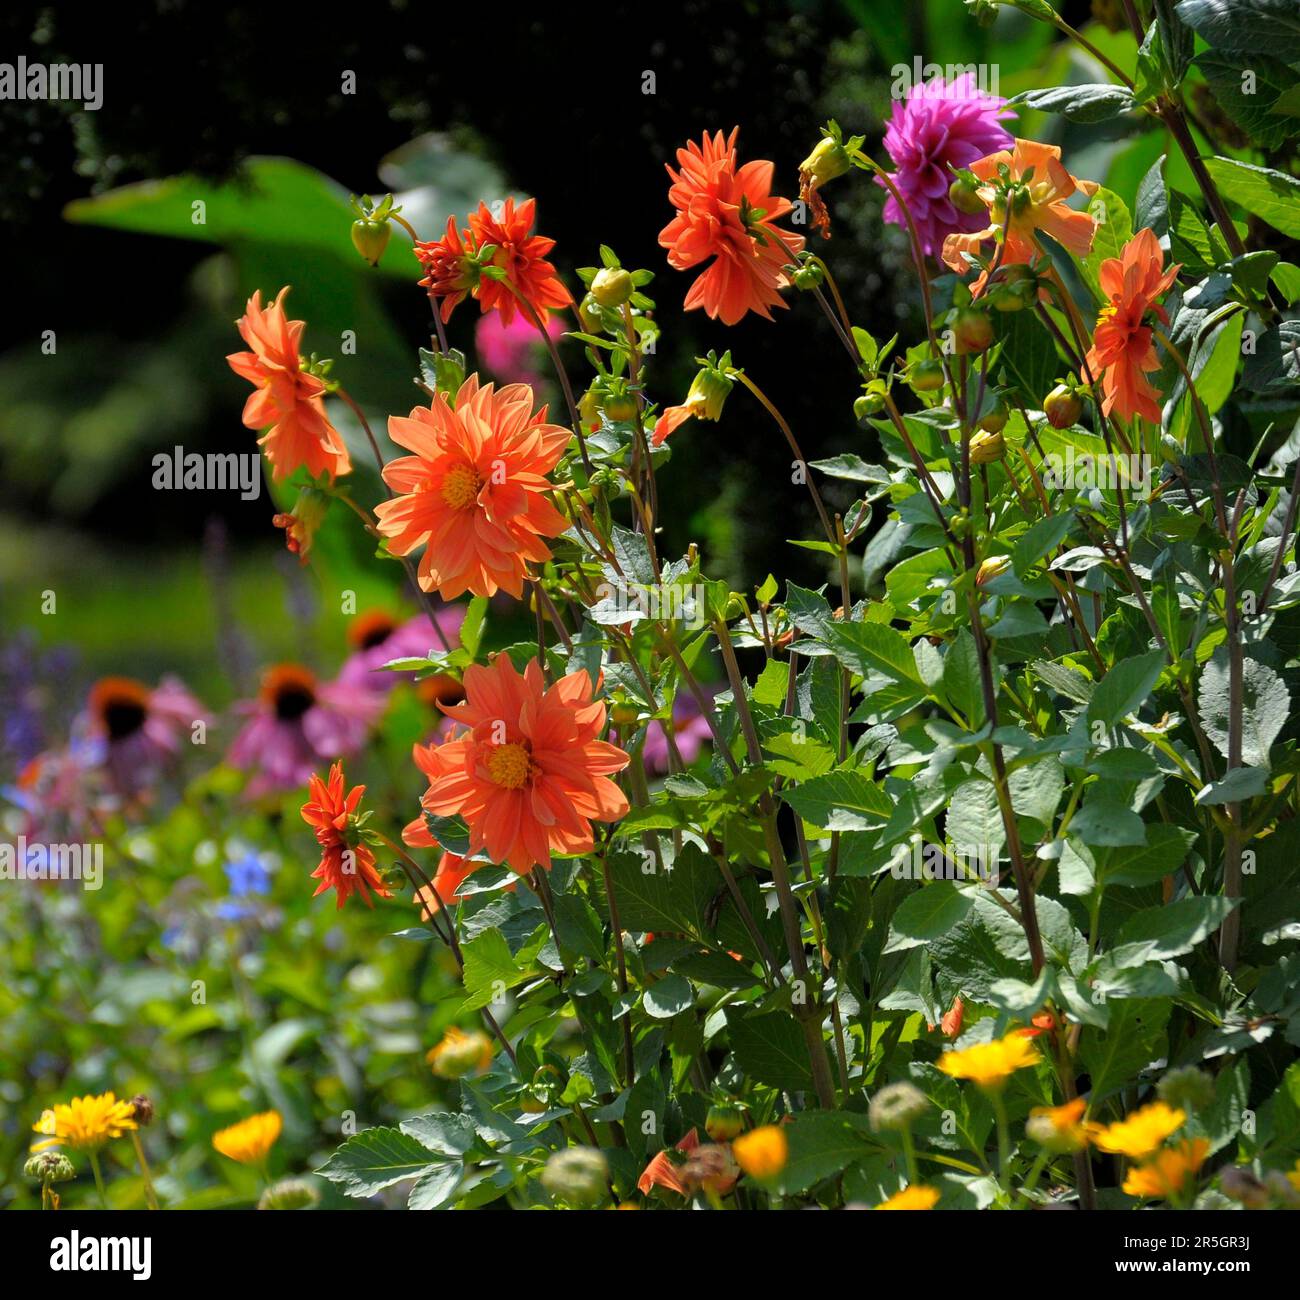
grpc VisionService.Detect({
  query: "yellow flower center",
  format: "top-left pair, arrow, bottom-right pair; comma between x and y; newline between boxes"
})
441,463 -> 483,510
486,741 -> 532,789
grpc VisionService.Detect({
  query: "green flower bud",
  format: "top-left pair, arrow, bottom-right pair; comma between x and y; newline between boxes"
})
949,172 -> 986,217
578,294 -> 605,333
1157,1065 -> 1216,1114
791,262 -> 826,291
910,358 -> 947,393
351,218 -> 391,267
1043,383 -> 1083,430
869,1081 -> 930,1132
541,1146 -> 609,1208
978,403 -> 1008,435
591,267 -> 634,310
952,307 -> 994,356
799,136 -> 851,191
259,1177 -> 322,1210
705,1102 -> 745,1142
25,1151 -> 75,1183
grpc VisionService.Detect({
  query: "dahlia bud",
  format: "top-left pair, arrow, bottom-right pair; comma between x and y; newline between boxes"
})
976,555 -> 1011,586
952,307 -> 993,356
791,261 -> 826,291
272,486 -> 330,565
705,1102 -> 745,1142
910,358 -> 947,393
129,1094 -> 155,1127
948,171 -> 986,216
25,1151 -> 75,1183
351,218 -> 391,267
578,294 -> 605,333
601,385 -> 638,423
579,386 -> 602,431
541,1147 -> 609,1208
590,267 -> 634,310
799,136 -> 851,192
969,428 -> 1006,465
869,1081 -> 930,1132
1043,383 -> 1083,430
426,1026 -> 493,1079
683,357 -> 735,423
991,264 -> 1037,312
259,1177 -> 322,1210
1157,1065 -> 1216,1114
978,403 -> 1009,434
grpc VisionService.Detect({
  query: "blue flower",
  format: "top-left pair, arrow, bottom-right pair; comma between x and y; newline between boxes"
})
223,853 -> 271,898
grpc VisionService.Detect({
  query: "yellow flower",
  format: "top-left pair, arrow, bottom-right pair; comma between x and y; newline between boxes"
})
732,1125 -> 788,1180
32,1093 -> 138,1153
1026,1097 -> 1089,1152
212,1110 -> 282,1165
938,1032 -> 1039,1089
1289,1160 -> 1300,1194
426,1026 -> 494,1079
876,1184 -> 940,1210
1123,1138 -> 1209,1200
1088,1101 -> 1185,1159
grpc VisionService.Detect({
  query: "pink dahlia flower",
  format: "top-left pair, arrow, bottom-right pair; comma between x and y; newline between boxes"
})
228,664 -> 383,797
878,73 -> 1014,258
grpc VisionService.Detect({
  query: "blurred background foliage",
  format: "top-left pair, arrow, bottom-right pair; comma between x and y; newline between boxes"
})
1,0 -> 1294,1206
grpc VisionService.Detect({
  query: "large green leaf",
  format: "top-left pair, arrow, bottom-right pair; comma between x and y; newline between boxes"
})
317,1127 -> 450,1198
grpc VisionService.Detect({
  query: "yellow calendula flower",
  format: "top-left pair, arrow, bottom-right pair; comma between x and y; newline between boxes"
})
1026,1097 -> 1089,1152
938,1032 -> 1039,1089
1123,1138 -> 1209,1200
876,1184 -> 940,1210
32,1093 -> 138,1153
212,1110 -> 282,1165
1088,1101 -> 1185,1159
732,1125 -> 788,1180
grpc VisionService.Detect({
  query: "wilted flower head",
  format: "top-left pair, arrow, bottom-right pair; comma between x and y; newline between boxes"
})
259,1177 -> 321,1210
541,1146 -> 609,1208
870,1081 -> 930,1132
879,74 -> 1014,258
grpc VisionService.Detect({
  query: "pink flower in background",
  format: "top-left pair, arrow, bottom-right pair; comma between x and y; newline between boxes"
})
643,690 -> 716,775
84,675 -> 208,799
878,73 -> 1014,258
339,606 -> 466,692
228,664 -> 383,797
474,311 -> 563,387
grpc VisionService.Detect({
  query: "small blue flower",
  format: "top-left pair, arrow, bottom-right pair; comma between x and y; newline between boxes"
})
223,853 -> 271,898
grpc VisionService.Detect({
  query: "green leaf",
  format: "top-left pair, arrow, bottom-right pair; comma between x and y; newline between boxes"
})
809,453 -> 891,485
1087,650 -> 1165,728
883,882 -> 976,953
1175,0 -> 1300,63
1111,896 -> 1237,965
1102,825 -> 1198,888
1199,652 -> 1290,767
1197,52 -> 1298,150
317,1128 -> 448,1197
459,926 -> 543,1011
783,768 -> 893,832
1202,158 -> 1300,239
776,1113 -> 877,1195
729,1011 -> 816,1093
1080,999 -> 1171,1102
1010,84 -> 1136,123
1013,512 -> 1075,576
644,974 -> 694,1019
1195,765 -> 1270,804
823,621 -> 926,687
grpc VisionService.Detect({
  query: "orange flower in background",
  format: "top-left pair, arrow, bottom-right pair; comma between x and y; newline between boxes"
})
638,1128 -> 701,1197
1084,227 -> 1181,425
414,215 -> 481,323
468,198 -> 573,329
732,1124 -> 788,1179
212,1110 -> 282,1165
301,761 -> 392,908
876,1184 -> 940,1210
1122,1138 -> 1209,1200
226,288 -> 351,481
927,995 -> 965,1038
413,654 -> 630,874
659,128 -> 805,325
941,139 -> 1098,291
374,375 -> 571,600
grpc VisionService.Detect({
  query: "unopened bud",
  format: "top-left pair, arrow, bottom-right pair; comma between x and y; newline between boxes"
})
799,137 -> 851,192
1043,383 -> 1083,430
129,1095 -> 155,1127
870,1082 -> 930,1132
351,219 -> 391,267
591,267 -> 634,310
541,1147 -> 609,1208
952,307 -> 994,356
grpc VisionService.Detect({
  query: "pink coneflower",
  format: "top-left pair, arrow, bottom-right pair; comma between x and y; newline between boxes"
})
84,675 -> 207,798
642,691 -> 716,775
338,607 -> 466,692
879,73 -> 1014,259
228,664 -> 383,797
475,311 -> 563,388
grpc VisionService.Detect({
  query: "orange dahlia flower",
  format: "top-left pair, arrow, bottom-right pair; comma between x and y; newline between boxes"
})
414,215 -> 480,324
301,761 -> 392,908
941,139 -> 1098,291
374,375 -> 571,600
638,1128 -> 701,1197
226,288 -> 351,481
412,655 -> 630,874
467,198 -> 573,330
659,128 -> 805,325
1084,227 -> 1180,425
